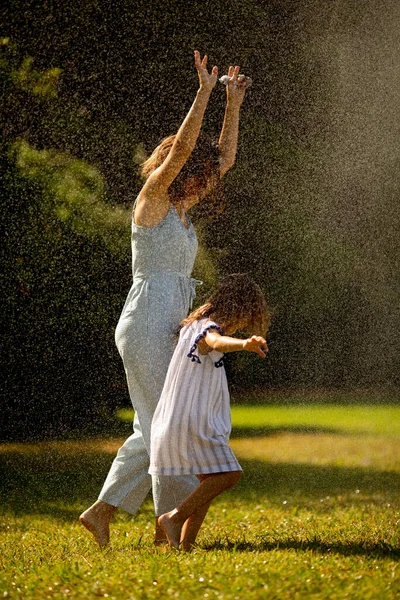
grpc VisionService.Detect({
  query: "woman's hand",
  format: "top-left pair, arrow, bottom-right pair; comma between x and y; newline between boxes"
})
243,336 -> 268,358
225,65 -> 249,107
194,50 -> 218,93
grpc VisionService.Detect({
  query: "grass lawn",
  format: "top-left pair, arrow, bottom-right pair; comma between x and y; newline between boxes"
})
0,400 -> 399,599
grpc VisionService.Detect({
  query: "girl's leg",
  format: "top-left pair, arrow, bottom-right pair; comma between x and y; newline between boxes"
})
158,471 -> 242,549
180,500 -> 212,551
154,474 -> 198,545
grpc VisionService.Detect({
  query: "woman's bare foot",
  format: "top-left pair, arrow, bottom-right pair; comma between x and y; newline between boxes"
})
158,510 -> 183,549
79,500 -> 116,548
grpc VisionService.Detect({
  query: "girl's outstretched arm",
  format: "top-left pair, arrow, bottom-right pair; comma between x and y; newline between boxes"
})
200,331 -> 268,358
218,65 -> 249,177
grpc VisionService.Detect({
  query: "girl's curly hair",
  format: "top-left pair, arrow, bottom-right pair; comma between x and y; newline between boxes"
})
181,273 -> 271,336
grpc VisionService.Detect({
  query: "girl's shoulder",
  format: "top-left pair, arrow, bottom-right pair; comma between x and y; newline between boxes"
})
198,319 -> 224,336
186,319 -> 225,363
181,318 -> 222,338
179,320 -> 202,342
182,320 -> 224,350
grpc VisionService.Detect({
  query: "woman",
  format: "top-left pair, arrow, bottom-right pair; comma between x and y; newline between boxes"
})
80,50 -> 249,547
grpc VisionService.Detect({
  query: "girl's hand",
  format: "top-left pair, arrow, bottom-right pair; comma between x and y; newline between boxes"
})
194,50 -> 218,93
243,336 -> 268,358
226,65 -> 248,107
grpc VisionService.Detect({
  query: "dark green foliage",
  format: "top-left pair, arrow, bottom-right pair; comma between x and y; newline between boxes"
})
0,40 -> 134,440
0,149 -> 130,440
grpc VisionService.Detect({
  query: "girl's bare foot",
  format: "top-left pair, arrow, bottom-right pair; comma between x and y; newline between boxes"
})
154,517 -> 168,546
154,537 -> 169,546
158,510 -> 183,549
79,500 -> 116,548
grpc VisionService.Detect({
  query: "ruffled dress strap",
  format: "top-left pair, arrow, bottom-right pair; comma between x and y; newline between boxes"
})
187,323 -> 226,368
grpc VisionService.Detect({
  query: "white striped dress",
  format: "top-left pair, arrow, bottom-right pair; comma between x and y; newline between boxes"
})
149,319 -> 242,476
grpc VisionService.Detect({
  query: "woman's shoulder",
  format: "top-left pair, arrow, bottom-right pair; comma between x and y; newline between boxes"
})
133,187 -> 172,229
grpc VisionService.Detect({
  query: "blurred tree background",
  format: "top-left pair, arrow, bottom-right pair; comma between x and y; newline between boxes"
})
1,0 -> 399,441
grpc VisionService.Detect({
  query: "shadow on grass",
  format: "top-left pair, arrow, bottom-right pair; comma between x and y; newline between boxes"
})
236,458 -> 400,500
230,425 -> 343,438
0,445 -> 117,519
202,537 -> 400,559
1,445 -> 399,521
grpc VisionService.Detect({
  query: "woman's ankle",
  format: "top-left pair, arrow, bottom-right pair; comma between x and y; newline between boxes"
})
95,500 -> 117,516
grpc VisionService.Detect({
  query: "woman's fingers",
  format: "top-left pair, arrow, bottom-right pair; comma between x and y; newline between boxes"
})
195,50 -> 216,74
194,50 -> 203,73
194,50 -> 218,90
194,50 -> 209,71
231,65 -> 240,82
227,65 -> 240,78
196,54 -> 248,90
225,65 -> 242,88
194,50 -> 208,71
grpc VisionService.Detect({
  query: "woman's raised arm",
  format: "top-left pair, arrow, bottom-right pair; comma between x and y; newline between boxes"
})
136,51 -> 218,223
218,66 -> 249,177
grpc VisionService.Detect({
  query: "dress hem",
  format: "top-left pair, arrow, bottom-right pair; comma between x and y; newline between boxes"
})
149,462 -> 242,476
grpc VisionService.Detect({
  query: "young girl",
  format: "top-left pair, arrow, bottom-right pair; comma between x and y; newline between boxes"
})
149,273 -> 270,551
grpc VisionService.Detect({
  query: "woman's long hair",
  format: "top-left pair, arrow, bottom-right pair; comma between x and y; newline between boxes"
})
140,132 -> 225,217
181,273 -> 271,336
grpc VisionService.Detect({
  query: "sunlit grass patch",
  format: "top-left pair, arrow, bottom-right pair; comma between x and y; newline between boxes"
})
231,432 -> 400,469
230,404 -> 400,436
117,402 -> 400,436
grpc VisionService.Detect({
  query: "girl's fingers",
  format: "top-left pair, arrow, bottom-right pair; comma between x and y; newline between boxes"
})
228,65 -> 234,77
211,66 -> 218,75
253,344 -> 266,358
201,55 -> 208,67
251,337 -> 268,355
259,342 -> 267,357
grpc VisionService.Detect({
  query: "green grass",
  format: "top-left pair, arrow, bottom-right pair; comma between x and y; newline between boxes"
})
1,401 -> 399,599
230,404 -> 400,436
